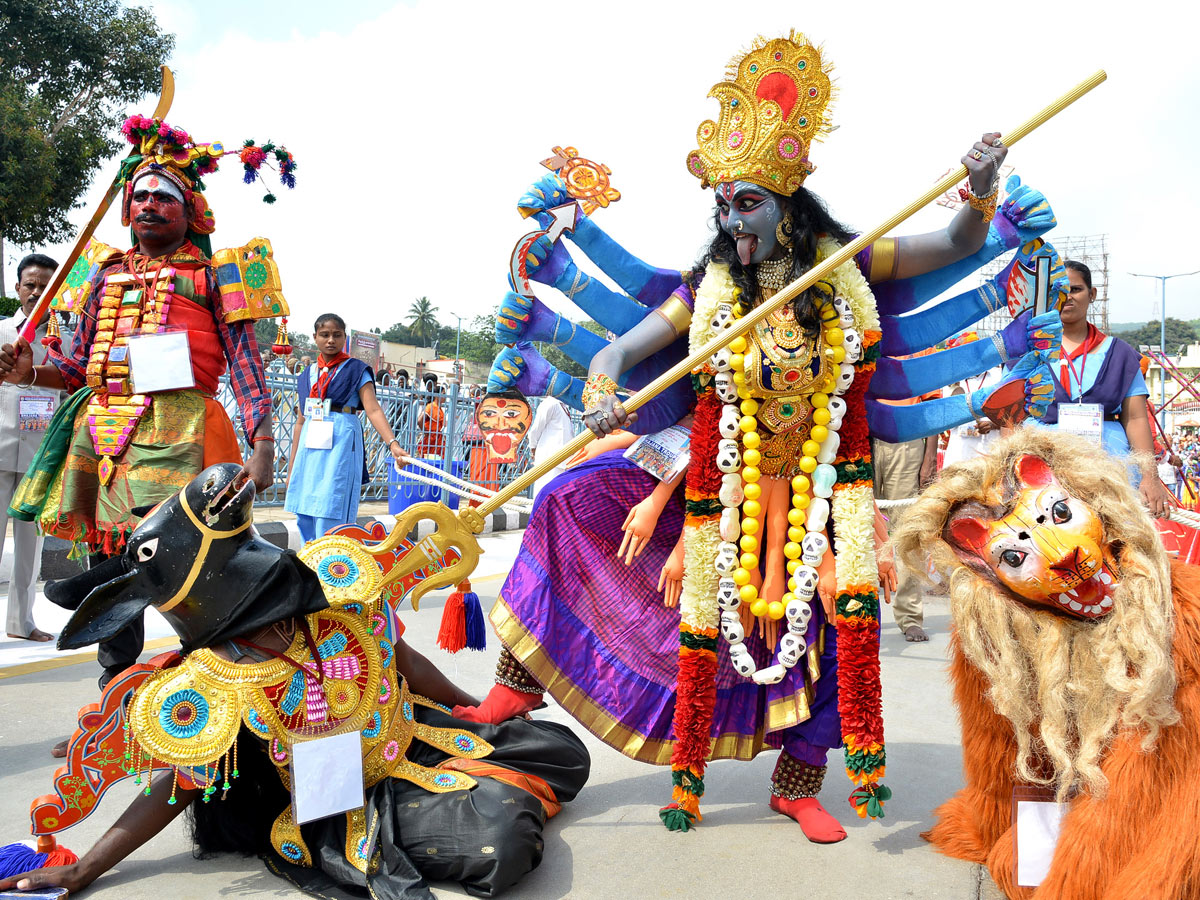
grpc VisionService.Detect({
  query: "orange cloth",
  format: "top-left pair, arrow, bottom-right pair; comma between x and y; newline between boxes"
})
202,397 -> 242,468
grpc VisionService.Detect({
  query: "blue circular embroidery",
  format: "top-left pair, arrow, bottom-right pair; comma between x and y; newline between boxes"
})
433,773 -> 455,787
454,734 -> 476,752
247,708 -> 269,734
160,689 -> 208,739
355,837 -> 370,860
402,700 -> 413,721
379,639 -> 394,667
317,554 -> 360,588
280,841 -> 304,861
362,711 -> 382,739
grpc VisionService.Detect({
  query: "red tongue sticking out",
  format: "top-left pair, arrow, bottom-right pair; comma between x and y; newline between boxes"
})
736,234 -> 758,267
488,433 -> 513,456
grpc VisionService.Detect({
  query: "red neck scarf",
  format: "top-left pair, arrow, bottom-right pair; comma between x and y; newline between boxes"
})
1059,323 -> 1105,391
311,352 -> 351,399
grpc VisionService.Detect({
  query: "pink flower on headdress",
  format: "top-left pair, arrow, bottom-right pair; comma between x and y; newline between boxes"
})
240,146 -> 267,169
157,122 -> 171,137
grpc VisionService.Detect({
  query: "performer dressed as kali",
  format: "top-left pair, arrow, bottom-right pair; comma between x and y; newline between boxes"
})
468,30 -> 1063,840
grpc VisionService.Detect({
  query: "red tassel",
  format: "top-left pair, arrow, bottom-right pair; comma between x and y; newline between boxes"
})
437,583 -> 467,653
39,834 -> 77,867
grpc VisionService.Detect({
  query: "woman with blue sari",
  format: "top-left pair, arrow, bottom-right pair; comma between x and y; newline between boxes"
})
285,314 -> 408,541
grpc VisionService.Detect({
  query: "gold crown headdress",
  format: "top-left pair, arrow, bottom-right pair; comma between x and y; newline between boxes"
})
686,31 -> 835,194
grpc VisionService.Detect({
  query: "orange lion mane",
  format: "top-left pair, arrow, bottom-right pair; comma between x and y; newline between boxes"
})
893,429 -> 1200,900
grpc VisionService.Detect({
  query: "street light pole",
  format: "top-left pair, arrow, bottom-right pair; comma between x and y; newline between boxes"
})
453,315 -> 463,383
1129,268 -> 1200,432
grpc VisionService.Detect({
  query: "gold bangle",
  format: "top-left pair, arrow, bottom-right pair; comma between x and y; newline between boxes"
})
581,373 -> 618,409
967,185 -> 998,224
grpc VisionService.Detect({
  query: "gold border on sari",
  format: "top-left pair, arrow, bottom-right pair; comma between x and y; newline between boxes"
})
491,595 -> 826,765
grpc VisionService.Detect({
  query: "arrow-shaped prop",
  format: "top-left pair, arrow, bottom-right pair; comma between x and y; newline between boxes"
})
507,202 -> 580,300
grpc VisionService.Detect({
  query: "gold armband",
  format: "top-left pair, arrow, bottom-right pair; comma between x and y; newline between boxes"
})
652,296 -> 693,337
967,186 -> 998,224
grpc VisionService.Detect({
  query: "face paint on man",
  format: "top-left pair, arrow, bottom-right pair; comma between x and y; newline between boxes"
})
714,180 -> 787,267
129,172 -> 189,250
476,395 -> 532,464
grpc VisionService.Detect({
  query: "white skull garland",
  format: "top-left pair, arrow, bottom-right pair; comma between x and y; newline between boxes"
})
711,295 -> 857,683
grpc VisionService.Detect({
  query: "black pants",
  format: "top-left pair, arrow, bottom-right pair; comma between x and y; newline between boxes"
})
90,551 -> 144,689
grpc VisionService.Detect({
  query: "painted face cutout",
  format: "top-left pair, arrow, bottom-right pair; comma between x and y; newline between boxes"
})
714,180 -> 785,267
476,395 -> 532,463
948,455 -> 1117,619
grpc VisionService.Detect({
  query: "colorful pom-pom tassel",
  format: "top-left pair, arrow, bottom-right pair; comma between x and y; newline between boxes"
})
439,580 -> 485,653
0,835 -> 77,879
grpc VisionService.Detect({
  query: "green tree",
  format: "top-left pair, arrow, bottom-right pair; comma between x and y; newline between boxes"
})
381,321 -> 413,344
0,1 -> 174,286
406,296 -> 439,346
1113,318 -> 1198,353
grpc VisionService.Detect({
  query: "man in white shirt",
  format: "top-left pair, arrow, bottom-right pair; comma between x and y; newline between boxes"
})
527,396 -> 575,497
2,253 -> 61,641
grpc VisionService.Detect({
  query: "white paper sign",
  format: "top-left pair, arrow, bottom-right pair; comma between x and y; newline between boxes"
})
305,419 -> 334,450
290,730 -> 364,825
127,332 -> 195,394
1057,402 -> 1103,445
1016,799 -> 1067,886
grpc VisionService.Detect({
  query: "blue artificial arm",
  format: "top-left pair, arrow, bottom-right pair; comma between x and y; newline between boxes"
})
523,235 -> 653,336
874,176 -> 1057,316
486,341 -> 694,435
495,290 -> 608,371
880,238 -> 1066,357
489,342 -> 584,410
519,174 -> 682,305
870,310 -> 1062,401
865,350 -> 1057,443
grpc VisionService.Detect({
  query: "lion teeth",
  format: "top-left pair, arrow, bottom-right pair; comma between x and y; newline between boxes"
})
1098,571 -> 1112,584
1099,596 -> 1113,608
1068,600 -> 1083,611
1066,588 -> 1078,598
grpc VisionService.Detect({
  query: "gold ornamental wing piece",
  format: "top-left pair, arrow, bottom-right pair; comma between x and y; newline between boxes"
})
686,30 -> 835,193
50,239 -> 124,314
212,236 -> 290,323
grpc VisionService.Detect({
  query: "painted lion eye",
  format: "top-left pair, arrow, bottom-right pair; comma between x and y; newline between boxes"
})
1000,549 -> 1026,568
136,538 -> 159,562
1051,500 -> 1071,524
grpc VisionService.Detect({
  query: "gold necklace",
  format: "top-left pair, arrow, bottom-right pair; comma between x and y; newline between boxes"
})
755,253 -> 793,291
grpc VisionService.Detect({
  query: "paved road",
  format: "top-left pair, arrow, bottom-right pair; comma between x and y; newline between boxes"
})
0,540 -> 1003,899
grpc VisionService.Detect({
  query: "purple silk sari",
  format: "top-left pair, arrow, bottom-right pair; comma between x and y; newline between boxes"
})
490,449 -> 841,767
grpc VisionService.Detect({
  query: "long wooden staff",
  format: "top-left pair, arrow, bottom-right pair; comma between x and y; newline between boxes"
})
18,66 -> 176,344
467,70 -> 1108,525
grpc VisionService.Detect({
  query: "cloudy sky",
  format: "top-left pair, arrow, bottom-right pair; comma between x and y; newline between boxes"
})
22,0 -> 1200,338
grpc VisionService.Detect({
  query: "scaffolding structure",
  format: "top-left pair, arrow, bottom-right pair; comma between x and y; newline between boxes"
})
974,234 -> 1109,336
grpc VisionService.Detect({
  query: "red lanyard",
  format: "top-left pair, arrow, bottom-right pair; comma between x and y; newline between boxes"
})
311,357 -> 349,400
1060,338 -> 1093,401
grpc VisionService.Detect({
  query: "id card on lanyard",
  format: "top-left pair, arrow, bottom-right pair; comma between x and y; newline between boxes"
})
1059,339 -> 1104,445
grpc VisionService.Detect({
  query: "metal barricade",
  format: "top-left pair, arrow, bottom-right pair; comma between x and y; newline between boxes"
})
218,373 -> 583,507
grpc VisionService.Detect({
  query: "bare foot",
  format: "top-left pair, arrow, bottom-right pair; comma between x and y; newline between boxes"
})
904,625 -> 929,642
769,795 -> 847,843
50,739 -> 69,759
7,628 -> 53,642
